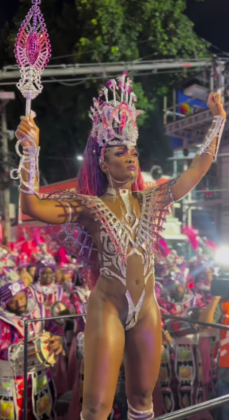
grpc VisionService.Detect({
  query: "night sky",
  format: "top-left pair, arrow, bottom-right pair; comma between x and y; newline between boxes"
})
186,0 -> 229,54
0,0 -> 229,55
0,0 -> 19,31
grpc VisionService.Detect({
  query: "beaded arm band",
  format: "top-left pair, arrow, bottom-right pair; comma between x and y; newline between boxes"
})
197,115 -> 226,161
10,138 -> 40,198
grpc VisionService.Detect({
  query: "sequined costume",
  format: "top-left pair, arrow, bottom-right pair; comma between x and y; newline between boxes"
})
50,180 -> 175,330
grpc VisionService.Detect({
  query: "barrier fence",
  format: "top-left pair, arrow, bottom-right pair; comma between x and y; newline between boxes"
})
22,313 -> 229,420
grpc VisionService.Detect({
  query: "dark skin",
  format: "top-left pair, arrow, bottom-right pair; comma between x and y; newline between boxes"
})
6,291 -> 65,356
15,93 -> 226,420
39,267 -> 55,285
7,291 -> 27,316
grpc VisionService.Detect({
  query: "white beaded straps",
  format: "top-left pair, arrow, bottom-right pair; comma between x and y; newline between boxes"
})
197,115 -> 226,161
65,202 -> 73,223
10,138 -> 40,198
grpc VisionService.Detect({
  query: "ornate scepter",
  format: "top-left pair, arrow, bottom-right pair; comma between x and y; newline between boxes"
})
11,0 -> 51,202
14,0 -> 51,117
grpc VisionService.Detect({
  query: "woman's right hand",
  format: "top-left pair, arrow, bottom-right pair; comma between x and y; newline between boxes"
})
15,111 -> 40,148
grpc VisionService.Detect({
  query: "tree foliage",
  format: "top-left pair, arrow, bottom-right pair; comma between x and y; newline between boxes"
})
2,0 -> 209,182
74,0 -> 208,62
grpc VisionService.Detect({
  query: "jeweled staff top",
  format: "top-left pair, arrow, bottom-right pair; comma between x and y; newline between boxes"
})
11,0 -> 51,195
14,0 -> 51,117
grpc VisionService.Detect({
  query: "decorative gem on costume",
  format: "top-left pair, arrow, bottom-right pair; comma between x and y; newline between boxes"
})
197,115 -> 225,161
89,74 -> 143,156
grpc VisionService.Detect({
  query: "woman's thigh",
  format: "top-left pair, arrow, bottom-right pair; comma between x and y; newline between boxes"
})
82,289 -> 125,418
124,300 -> 162,410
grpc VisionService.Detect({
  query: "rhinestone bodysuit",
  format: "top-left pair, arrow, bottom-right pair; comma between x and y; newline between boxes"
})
49,179 -> 176,330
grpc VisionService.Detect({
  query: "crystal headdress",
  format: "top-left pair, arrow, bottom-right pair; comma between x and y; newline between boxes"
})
89,73 -> 143,149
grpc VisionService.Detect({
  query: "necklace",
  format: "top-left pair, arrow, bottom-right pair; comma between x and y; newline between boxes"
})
107,170 -> 134,189
109,173 -> 133,184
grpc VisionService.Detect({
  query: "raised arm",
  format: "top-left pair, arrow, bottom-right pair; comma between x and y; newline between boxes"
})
172,93 -> 226,202
14,112 -> 84,225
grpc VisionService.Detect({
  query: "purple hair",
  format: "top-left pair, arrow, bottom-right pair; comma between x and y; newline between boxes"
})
77,136 -> 144,196
77,136 -> 107,196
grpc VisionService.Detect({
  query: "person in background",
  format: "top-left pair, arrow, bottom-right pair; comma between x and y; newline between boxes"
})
0,268 -> 65,420
31,256 -> 75,396
199,295 -> 229,420
31,256 -> 73,312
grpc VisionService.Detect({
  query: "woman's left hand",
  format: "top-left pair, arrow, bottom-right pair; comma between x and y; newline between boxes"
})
207,92 -> 227,120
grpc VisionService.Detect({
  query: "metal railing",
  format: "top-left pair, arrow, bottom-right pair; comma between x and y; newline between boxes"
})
155,395 -> 229,420
21,313 -> 229,420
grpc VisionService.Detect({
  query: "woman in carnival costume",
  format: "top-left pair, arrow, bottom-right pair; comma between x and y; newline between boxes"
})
14,75 -> 226,420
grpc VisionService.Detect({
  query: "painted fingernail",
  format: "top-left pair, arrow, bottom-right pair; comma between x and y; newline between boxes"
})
31,110 -> 36,118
